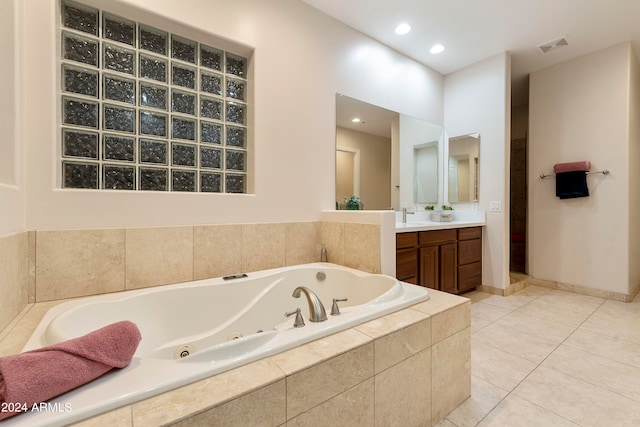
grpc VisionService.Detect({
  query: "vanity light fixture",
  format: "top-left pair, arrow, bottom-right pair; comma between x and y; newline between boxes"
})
395,22 -> 411,35
430,44 -> 445,54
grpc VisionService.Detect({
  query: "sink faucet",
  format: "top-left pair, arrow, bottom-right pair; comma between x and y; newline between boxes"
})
292,286 -> 327,322
402,207 -> 414,224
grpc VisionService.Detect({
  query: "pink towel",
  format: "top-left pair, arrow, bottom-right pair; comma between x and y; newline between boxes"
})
0,320 -> 141,421
553,161 -> 591,174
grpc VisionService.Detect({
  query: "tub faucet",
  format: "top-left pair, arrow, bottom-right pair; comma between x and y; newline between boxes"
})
292,286 -> 327,322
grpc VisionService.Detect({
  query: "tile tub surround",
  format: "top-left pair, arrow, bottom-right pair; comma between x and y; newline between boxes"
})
0,290 -> 470,427
0,231 -> 29,332
24,219 -> 383,303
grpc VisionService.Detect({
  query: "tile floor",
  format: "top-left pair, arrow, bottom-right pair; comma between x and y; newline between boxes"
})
436,285 -> 640,427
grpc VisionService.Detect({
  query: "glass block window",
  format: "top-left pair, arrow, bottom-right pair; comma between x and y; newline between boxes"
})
60,1 -> 250,192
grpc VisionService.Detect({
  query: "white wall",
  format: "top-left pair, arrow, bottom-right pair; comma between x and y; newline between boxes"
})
529,43 -> 635,294
629,47 -> 640,294
0,0 -> 25,237
444,53 -> 511,289
20,0 -> 444,230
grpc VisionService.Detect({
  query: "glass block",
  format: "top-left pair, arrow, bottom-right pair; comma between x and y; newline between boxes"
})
200,72 -> 223,96
226,78 -> 246,101
226,125 -> 246,148
172,64 -> 196,89
226,149 -> 246,171
200,147 -> 221,169
201,121 -> 222,144
226,53 -> 247,78
171,90 -> 196,115
226,101 -> 246,125
200,97 -> 222,120
63,65 -> 98,97
103,75 -> 135,104
172,143 -> 196,167
200,45 -> 222,71
63,32 -> 99,67
140,167 -> 168,191
139,55 -> 167,82
63,97 -> 98,128
103,164 -> 135,190
200,172 -> 221,192
62,161 -> 98,189
104,14 -> 134,46
172,117 -> 196,140
172,170 -> 196,192
139,83 -> 167,110
171,35 -> 196,63
225,174 -> 246,193
103,134 -> 135,161
103,43 -> 135,75
103,104 -> 135,133
62,129 -> 98,158
140,26 -> 167,55
139,111 -> 167,137
140,139 -> 167,164
62,2 -> 98,35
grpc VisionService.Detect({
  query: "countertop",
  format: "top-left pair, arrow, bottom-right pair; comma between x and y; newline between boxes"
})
395,210 -> 486,233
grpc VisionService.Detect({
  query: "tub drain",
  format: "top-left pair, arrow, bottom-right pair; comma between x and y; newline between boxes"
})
175,344 -> 195,359
227,332 -> 243,341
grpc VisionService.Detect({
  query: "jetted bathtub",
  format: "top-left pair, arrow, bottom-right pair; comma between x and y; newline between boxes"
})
10,263 -> 429,426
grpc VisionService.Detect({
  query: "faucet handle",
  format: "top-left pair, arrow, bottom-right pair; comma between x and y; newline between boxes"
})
330,298 -> 348,316
285,308 -> 305,328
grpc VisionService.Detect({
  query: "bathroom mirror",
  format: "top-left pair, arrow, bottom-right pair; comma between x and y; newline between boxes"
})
447,133 -> 480,203
335,94 -> 444,210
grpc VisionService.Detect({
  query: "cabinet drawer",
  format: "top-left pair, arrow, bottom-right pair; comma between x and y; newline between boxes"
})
458,261 -> 482,293
419,229 -> 456,246
396,232 -> 418,249
458,227 -> 482,240
458,239 -> 482,265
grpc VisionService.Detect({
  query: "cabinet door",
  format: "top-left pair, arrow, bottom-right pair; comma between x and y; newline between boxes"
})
440,242 -> 458,294
419,245 -> 438,289
458,239 -> 482,265
396,248 -> 418,284
458,262 -> 482,293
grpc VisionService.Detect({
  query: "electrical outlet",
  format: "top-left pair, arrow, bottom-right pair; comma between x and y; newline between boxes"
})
490,201 -> 502,212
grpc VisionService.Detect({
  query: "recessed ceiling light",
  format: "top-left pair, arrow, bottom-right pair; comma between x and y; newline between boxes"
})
395,23 -> 411,35
352,117 -> 361,123
430,44 -> 445,54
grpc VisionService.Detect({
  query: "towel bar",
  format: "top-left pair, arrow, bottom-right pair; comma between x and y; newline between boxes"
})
539,169 -> 609,180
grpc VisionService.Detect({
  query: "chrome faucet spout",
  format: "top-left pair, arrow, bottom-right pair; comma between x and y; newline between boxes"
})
292,286 -> 327,322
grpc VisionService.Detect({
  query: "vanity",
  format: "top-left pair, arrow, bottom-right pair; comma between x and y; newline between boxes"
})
396,213 -> 485,294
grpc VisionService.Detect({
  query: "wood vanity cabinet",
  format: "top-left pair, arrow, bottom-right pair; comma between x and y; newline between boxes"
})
396,226 -> 482,294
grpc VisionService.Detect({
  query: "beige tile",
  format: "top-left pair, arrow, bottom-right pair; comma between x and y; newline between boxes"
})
343,223 -> 380,273
28,230 -> 36,303
465,290 -> 493,303
579,303 -> 640,345
132,358 -> 284,426
125,226 -> 193,290
517,298 -> 598,327
355,307 -> 429,339
478,394 -> 580,427
285,221 -> 321,266
473,322 -> 559,364
493,310 -> 577,344
476,293 -> 531,311
471,338 -> 538,392
71,406 -> 132,426
271,329 -> 371,375
241,223 -> 286,272
471,315 -> 492,334
171,380 -> 286,427
36,229 -> 125,301
0,232 -> 29,331
469,301 -> 513,323
375,350 -> 431,427
434,419 -> 459,427
287,379 -> 374,427
565,327 -> 640,368
321,221 -> 344,265
369,316 -> 430,373
514,366 -> 640,426
432,301 -> 471,343
193,224 -> 242,280
432,328 -> 472,424
542,344 -> 640,402
445,375 -> 509,427
286,343 -> 373,419
412,288 -> 468,316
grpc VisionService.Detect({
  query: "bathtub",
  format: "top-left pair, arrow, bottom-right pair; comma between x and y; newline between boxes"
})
9,263 -> 429,426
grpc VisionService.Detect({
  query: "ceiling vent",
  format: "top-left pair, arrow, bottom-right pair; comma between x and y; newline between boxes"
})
536,36 -> 569,54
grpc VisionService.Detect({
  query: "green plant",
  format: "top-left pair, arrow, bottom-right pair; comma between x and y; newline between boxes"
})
342,195 -> 363,210
424,205 -> 435,210
441,205 -> 454,211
